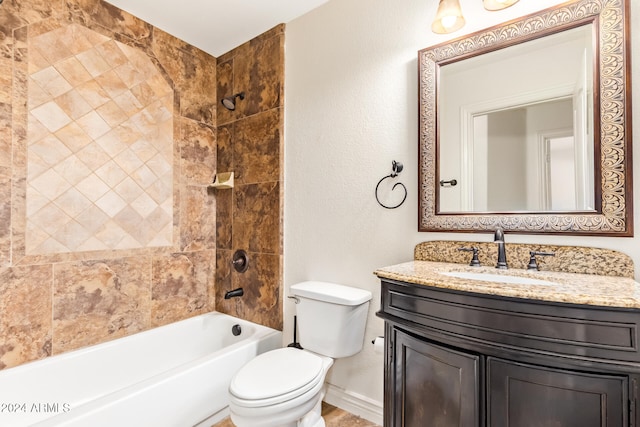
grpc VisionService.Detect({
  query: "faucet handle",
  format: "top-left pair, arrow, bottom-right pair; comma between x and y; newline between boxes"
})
458,247 -> 481,267
527,251 -> 555,270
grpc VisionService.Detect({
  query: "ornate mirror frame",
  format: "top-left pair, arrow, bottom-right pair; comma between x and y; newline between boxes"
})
418,0 -> 633,236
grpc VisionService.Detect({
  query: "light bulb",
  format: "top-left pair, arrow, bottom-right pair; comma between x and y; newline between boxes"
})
441,15 -> 458,29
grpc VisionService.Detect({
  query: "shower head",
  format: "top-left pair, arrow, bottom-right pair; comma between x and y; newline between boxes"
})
220,92 -> 245,111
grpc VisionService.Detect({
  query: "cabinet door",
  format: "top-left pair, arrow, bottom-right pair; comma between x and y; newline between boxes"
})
392,328 -> 481,427
487,357 -> 628,427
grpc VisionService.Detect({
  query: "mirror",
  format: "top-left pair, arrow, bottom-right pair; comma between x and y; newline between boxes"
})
418,0 -> 633,235
439,25 -> 594,213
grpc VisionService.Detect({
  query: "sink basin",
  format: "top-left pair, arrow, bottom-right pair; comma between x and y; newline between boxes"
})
440,271 -> 558,286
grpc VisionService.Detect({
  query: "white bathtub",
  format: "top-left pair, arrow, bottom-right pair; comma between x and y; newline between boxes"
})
0,312 -> 282,427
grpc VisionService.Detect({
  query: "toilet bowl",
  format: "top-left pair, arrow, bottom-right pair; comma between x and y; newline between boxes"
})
228,281 -> 372,427
229,348 -> 333,427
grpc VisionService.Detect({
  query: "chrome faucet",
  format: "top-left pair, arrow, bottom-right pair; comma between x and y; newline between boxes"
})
494,227 -> 508,269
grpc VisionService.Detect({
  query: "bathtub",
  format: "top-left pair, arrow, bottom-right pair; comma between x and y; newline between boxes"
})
0,312 -> 282,427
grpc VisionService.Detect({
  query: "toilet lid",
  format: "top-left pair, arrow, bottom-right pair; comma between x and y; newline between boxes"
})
230,348 -> 324,402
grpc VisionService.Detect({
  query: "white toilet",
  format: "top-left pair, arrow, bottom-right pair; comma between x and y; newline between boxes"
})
228,281 -> 372,427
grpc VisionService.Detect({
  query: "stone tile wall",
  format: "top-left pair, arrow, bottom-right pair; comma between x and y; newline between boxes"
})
0,0 -> 217,369
215,26 -> 284,331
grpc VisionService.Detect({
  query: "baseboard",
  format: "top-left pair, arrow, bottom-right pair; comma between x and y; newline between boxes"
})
194,407 -> 229,427
323,383 -> 383,426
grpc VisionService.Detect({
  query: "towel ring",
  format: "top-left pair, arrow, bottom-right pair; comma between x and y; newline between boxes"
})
375,160 -> 407,209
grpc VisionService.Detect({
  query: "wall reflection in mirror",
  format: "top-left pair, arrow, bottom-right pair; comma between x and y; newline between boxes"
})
438,24 -> 594,213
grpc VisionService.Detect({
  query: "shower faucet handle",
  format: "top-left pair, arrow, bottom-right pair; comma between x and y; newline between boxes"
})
232,249 -> 249,273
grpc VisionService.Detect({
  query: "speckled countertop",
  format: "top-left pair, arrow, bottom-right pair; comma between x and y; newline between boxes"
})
375,261 -> 640,309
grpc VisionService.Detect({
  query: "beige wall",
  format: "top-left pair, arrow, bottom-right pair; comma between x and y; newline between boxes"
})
284,0 -> 638,423
0,0 -> 218,369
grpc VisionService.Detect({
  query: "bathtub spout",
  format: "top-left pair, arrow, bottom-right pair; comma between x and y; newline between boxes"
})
225,288 -> 244,299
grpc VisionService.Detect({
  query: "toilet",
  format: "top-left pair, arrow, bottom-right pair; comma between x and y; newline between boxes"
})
228,281 -> 372,427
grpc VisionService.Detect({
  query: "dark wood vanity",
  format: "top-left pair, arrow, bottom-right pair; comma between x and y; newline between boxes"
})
375,255 -> 640,427
398,0 -> 635,421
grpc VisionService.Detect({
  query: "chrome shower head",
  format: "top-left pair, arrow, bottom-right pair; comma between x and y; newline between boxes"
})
220,92 -> 245,111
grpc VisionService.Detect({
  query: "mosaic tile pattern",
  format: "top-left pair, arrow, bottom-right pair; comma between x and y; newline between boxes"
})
26,23 -> 173,254
0,0 -> 218,371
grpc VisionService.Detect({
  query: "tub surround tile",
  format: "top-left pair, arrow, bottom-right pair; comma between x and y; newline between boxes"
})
375,260 -> 640,309
216,124 -> 233,174
0,103 -> 10,168
232,252 -> 282,330
67,0 -> 153,46
2,0 -> 279,371
53,257 -> 151,353
0,1 -> 62,32
0,265 -> 53,369
151,251 -> 214,327
214,26 -> 284,331
216,61 -> 233,126
25,23 -> 175,255
233,31 -> 283,118
0,60 -> 12,105
215,251 -> 282,331
232,109 -> 281,185
180,185 -> 216,252
215,188 -> 233,251
414,240 -> 634,278
214,249 -> 235,314
179,117 -> 216,185
0,166 -> 10,267
150,28 -> 216,124
216,24 -> 284,127
1,0 -> 218,370
233,182 -> 280,254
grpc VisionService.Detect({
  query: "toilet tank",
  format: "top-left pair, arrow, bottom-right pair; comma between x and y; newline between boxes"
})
291,281 -> 372,358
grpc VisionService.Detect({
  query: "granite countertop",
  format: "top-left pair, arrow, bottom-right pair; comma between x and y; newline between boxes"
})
374,260 -> 640,309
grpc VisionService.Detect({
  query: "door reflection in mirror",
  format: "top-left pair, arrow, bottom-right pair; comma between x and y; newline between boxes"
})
444,98 -> 594,213
437,24 -> 594,213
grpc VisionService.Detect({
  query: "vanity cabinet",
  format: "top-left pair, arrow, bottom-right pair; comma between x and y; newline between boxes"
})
378,279 -> 640,427
390,327 -> 481,426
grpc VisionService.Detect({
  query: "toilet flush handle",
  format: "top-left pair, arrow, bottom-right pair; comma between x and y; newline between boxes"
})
287,295 -> 300,304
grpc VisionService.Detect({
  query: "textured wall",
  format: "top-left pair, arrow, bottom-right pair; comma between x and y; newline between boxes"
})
283,0 -> 616,419
0,0 -> 217,369
215,25 -> 284,331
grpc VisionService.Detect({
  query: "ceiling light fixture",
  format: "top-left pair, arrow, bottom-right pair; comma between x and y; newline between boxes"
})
431,0 -> 466,34
432,0 -> 521,34
483,0 -> 520,11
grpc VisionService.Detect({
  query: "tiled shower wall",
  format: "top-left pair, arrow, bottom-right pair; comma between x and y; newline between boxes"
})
215,26 -> 284,331
0,0 -> 218,369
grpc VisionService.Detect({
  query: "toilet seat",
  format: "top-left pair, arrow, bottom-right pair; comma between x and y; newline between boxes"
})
230,348 -> 324,408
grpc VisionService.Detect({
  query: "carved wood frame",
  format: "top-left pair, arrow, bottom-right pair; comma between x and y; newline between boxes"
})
418,0 -> 633,236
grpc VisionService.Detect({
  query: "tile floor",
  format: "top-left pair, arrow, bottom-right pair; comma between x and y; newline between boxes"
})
211,402 -> 381,427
